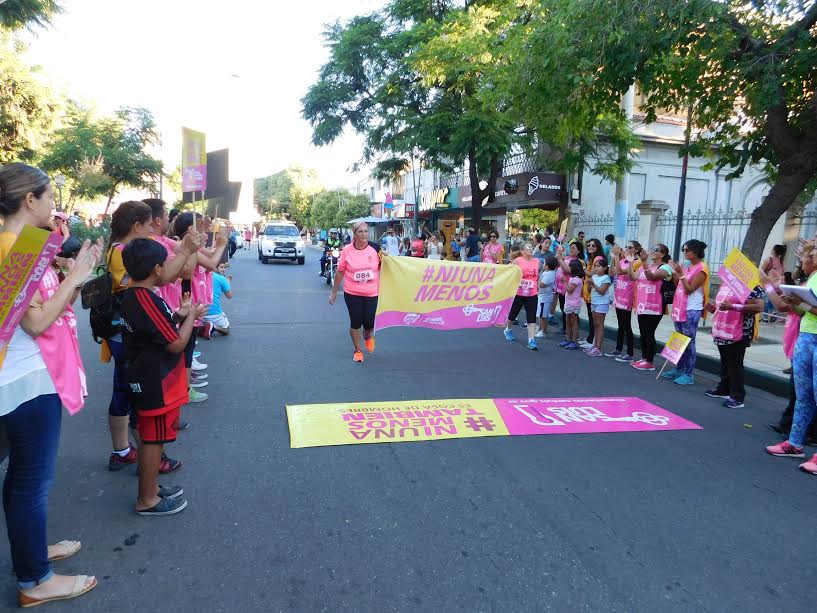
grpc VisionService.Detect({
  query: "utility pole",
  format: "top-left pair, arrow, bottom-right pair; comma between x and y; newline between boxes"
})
673,105 -> 693,261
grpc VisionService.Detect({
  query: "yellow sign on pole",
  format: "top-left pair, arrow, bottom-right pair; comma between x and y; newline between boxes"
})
558,217 -> 569,241
718,248 -> 760,303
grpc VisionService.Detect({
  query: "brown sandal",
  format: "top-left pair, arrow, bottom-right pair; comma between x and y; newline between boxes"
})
18,575 -> 97,608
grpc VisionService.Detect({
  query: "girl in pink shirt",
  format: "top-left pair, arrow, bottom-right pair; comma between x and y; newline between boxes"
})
559,259 -> 585,350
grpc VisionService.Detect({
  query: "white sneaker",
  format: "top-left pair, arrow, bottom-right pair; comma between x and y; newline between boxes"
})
191,372 -> 208,380
578,340 -> 591,349
190,380 -> 208,388
535,330 -> 545,338
191,357 -> 208,371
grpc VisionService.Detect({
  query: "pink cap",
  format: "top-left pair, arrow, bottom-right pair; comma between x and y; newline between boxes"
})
53,211 -> 68,221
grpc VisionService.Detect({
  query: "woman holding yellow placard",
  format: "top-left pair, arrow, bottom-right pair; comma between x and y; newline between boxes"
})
664,240 -> 709,386
0,163 -> 100,607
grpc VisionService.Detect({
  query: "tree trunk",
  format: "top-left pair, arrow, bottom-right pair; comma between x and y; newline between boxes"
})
741,165 -> 816,264
101,185 -> 118,219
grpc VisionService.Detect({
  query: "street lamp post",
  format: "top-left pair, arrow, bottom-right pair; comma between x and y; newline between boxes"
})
54,174 -> 66,212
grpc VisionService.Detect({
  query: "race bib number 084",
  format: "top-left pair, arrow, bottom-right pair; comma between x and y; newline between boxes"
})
353,269 -> 375,283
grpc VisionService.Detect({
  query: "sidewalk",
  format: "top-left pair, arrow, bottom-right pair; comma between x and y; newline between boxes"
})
576,307 -> 790,397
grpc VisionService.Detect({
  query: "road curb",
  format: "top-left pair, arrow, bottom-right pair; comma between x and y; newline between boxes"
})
578,319 -> 789,399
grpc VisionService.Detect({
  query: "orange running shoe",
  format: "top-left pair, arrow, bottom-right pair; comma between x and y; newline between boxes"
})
353,350 -> 364,362
364,336 -> 375,353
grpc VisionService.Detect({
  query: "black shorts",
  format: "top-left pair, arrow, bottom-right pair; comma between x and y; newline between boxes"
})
344,292 -> 378,330
508,295 -> 538,325
184,327 -> 197,368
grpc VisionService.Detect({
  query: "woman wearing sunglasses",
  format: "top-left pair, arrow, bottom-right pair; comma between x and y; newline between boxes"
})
481,231 -> 504,264
628,243 -> 674,371
607,240 -> 642,361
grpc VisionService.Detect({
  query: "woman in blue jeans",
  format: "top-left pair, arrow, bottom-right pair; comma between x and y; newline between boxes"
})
0,163 -> 98,606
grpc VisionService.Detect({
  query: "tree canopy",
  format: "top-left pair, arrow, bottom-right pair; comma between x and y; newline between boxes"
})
254,165 -> 322,226
310,188 -> 370,230
0,0 -> 61,32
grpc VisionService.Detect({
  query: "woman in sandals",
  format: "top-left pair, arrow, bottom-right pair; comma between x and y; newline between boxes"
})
0,163 -> 99,607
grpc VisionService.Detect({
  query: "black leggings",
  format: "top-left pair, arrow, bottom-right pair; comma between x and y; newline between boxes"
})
344,292 -> 378,330
615,308 -> 634,356
637,314 -> 663,362
715,341 -> 747,402
508,295 -> 538,325
585,302 -> 594,343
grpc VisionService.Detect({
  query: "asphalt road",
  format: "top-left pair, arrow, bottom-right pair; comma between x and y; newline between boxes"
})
1,244 -> 814,612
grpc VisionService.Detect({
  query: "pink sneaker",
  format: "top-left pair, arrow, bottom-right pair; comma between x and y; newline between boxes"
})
765,441 -> 805,458
584,347 -> 602,357
632,360 -> 655,371
799,454 -> 817,474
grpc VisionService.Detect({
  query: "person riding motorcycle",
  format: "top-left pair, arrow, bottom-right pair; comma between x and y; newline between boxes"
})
320,231 -> 343,277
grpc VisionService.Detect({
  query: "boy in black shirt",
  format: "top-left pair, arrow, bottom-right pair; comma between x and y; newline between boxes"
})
120,239 -> 207,516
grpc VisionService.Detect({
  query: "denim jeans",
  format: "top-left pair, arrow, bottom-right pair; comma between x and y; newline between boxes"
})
1,394 -> 62,588
674,309 -> 702,375
466,255 -> 480,262
791,332 -> 817,447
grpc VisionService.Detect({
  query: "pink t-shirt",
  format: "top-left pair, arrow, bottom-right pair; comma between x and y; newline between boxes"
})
565,276 -> 583,309
482,242 -> 503,264
152,235 -> 182,312
338,243 -> 380,297
515,257 -> 539,297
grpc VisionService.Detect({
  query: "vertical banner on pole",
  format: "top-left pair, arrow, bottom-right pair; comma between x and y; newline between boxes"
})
182,127 -> 207,193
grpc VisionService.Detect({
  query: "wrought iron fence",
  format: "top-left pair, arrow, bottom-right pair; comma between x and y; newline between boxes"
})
788,208 -> 817,240
654,209 -> 753,272
571,212 -> 641,244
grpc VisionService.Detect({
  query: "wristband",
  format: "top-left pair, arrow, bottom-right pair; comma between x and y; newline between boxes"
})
733,304 -> 744,312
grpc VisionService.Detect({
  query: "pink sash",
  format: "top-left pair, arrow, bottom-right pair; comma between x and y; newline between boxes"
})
34,268 -> 87,414
671,262 -> 704,322
711,287 -> 744,341
613,258 -> 636,310
635,267 -> 663,315
783,312 -> 800,359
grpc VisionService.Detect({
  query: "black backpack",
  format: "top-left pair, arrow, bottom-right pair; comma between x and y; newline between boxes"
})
80,243 -> 123,343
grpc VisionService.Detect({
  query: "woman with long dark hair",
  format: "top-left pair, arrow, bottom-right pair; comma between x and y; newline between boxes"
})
0,163 -> 100,606
607,240 -> 642,362
628,243 -> 673,371
580,238 -> 605,348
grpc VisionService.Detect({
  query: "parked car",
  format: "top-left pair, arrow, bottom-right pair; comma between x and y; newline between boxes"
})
257,221 -> 306,264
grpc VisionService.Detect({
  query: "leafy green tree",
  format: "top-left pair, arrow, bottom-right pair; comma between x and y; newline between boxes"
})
497,0 -> 817,263
254,165 -> 321,226
310,189 -> 370,229
0,35 -> 57,163
302,1 -> 524,231
0,0 -> 61,32
40,104 -> 162,217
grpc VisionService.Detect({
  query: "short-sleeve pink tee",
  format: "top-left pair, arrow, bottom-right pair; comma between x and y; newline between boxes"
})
515,257 -> 539,296
338,243 -> 381,297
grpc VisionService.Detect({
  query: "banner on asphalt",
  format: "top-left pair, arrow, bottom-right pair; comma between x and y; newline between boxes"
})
286,397 -> 702,448
718,248 -> 759,303
0,225 -> 63,351
375,256 -> 521,331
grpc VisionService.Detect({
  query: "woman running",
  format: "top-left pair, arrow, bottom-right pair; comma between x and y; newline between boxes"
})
503,242 -> 541,350
329,221 -> 386,362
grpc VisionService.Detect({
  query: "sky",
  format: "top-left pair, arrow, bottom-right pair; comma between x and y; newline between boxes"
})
22,0 -> 386,206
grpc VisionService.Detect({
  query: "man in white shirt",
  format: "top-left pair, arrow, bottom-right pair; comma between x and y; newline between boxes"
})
380,227 -> 400,256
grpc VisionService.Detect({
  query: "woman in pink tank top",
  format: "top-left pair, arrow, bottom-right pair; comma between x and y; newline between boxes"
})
628,243 -> 673,371
554,241 -> 582,336
608,240 -> 642,362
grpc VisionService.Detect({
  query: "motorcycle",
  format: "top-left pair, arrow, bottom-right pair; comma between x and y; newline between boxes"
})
325,248 -> 340,286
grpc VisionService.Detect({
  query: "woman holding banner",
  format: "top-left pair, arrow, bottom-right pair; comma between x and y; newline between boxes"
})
0,163 -> 100,606
329,221 -> 386,363
504,243 -> 541,351
663,240 -> 710,386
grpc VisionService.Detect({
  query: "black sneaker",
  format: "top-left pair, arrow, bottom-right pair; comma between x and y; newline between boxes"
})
705,389 -> 730,399
136,496 -> 187,517
722,398 -> 744,409
177,420 -> 190,432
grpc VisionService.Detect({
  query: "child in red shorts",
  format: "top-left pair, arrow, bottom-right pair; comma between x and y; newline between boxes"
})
119,239 -> 207,516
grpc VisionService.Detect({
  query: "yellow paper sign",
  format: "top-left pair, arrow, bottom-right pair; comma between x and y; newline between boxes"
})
718,248 -> 760,303
375,256 -> 521,330
660,331 -> 691,365
287,399 -> 509,448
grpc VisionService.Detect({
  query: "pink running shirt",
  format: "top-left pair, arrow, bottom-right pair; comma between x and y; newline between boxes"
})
338,243 -> 381,297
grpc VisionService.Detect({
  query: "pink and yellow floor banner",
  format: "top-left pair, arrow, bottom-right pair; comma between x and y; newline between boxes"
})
375,256 -> 521,331
286,397 -> 701,448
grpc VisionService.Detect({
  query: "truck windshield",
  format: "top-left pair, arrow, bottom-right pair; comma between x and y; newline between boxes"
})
265,226 -> 299,237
